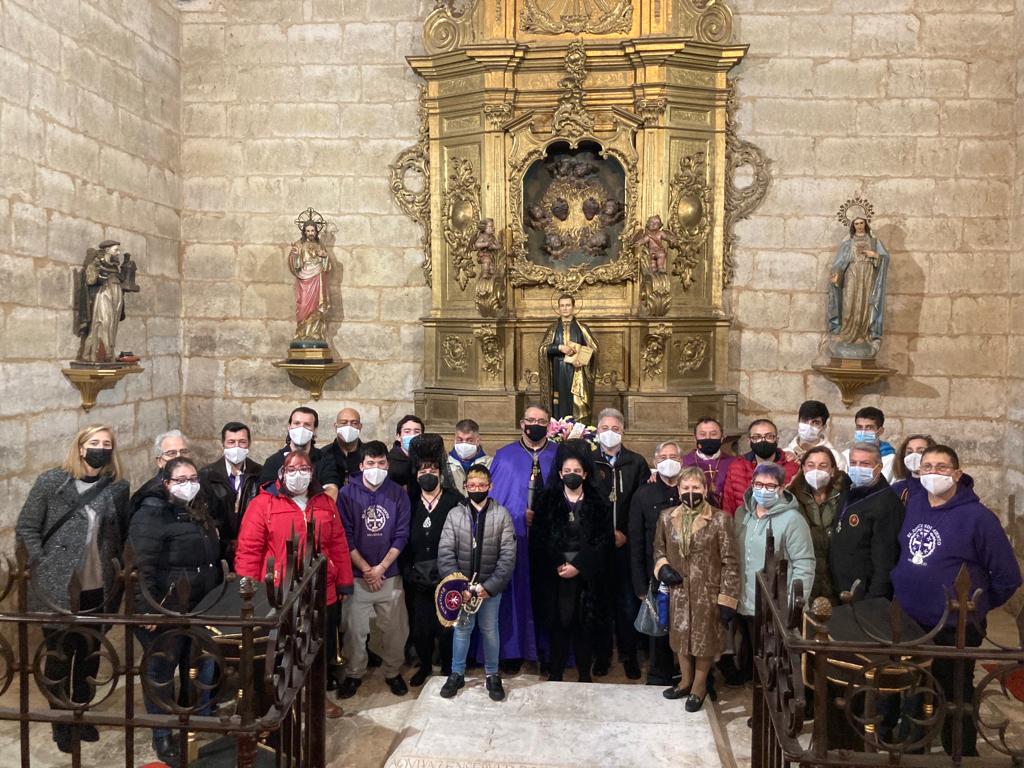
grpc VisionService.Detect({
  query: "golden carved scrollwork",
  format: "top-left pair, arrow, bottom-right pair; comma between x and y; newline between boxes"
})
442,334 -> 470,372
441,158 -> 483,290
551,41 -> 595,141
723,79 -> 771,286
674,335 -> 708,374
668,153 -> 710,291
475,244 -> 507,317
473,325 -> 504,380
520,0 -> 633,35
423,0 -> 477,54
681,0 -> 733,44
389,87 -> 432,285
641,323 -> 672,379
633,97 -> 666,125
483,103 -> 513,129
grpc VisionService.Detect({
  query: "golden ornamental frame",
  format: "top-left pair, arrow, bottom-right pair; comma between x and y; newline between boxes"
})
505,114 -> 643,293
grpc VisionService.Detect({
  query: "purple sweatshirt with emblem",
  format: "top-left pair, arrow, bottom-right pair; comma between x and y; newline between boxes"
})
338,473 -> 411,580
891,474 -> 1021,629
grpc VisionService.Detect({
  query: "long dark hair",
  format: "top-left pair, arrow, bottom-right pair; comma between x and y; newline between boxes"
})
162,457 -> 212,526
849,219 -> 872,237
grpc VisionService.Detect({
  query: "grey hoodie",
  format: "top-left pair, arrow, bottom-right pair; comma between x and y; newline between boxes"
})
735,488 -> 815,616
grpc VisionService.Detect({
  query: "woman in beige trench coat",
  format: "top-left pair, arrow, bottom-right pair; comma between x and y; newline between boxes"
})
653,466 -> 740,711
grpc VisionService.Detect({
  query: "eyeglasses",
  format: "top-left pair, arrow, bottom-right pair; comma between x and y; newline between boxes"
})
919,464 -> 956,474
749,434 -> 777,443
465,484 -> 490,491
169,476 -> 199,485
752,482 -> 780,491
523,418 -> 548,425
161,448 -> 192,459
283,468 -> 312,476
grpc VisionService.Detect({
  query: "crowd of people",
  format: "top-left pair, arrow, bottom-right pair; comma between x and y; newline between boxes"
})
15,400 -> 1022,764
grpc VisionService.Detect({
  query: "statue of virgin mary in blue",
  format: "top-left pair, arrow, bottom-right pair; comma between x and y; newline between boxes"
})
827,202 -> 890,359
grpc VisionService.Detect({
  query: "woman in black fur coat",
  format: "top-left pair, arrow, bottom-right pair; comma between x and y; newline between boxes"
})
530,440 -> 614,682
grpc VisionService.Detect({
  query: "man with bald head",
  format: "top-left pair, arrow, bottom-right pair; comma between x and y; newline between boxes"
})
319,407 -> 365,489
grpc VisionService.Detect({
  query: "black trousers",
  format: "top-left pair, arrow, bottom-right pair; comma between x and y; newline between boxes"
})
548,578 -> 594,681
646,632 -> 676,684
595,546 -> 639,666
41,588 -> 105,733
930,622 -> 984,757
325,601 -> 341,681
409,587 -> 453,675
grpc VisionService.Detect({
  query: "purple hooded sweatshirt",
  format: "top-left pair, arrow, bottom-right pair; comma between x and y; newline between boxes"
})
338,473 -> 411,580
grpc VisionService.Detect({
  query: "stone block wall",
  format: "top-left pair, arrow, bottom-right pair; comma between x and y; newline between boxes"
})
0,0 -> 182,547
728,0 -> 1019,509
178,0 -> 433,462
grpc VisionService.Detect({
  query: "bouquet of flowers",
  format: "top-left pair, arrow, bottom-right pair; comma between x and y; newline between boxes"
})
546,416 -> 597,444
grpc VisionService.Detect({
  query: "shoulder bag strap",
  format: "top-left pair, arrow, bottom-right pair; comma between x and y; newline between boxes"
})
41,476 -> 112,548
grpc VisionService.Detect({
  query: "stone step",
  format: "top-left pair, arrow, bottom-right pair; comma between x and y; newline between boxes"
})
384,676 -> 727,768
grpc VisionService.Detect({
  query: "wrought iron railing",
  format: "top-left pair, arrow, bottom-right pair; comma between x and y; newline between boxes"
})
752,536 -> 1024,768
0,523 -> 327,768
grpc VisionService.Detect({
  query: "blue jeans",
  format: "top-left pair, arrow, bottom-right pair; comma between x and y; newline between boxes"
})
451,593 -> 502,676
135,627 -> 215,740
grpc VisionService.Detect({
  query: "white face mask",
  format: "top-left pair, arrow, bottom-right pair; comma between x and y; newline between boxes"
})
363,467 -> 388,487
289,426 -> 314,447
798,423 -> 822,443
169,481 -> 201,503
920,473 -> 955,496
656,458 -> 681,479
597,430 -> 623,450
803,469 -> 831,490
454,442 -> 478,460
284,470 -> 312,495
903,452 -> 923,474
336,425 -> 360,444
224,446 -> 249,465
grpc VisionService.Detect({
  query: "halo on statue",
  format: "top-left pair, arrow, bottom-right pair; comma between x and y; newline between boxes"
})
836,197 -> 874,228
549,291 -> 583,313
295,207 -> 326,235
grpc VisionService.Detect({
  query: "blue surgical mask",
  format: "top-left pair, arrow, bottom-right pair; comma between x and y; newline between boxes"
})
847,466 -> 877,487
853,430 -> 878,444
752,487 -> 780,508
401,435 -> 415,451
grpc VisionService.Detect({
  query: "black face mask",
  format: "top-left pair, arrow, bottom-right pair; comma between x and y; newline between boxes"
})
524,424 -> 547,443
696,438 -> 722,456
751,441 -> 777,460
84,448 -> 113,469
468,490 -> 489,505
562,473 -> 584,490
681,492 -> 704,509
417,473 -> 439,492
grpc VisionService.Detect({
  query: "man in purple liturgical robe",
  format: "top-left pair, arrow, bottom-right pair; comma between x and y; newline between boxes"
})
486,403 -> 557,670
682,417 -> 736,510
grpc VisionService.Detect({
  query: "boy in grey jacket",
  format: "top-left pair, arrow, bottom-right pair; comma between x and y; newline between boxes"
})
437,464 -> 517,701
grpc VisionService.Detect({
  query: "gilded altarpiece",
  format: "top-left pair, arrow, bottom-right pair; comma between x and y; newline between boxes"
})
392,0 -> 770,446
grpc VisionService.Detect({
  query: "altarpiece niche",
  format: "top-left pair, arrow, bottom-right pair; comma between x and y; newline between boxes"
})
391,0 -> 770,451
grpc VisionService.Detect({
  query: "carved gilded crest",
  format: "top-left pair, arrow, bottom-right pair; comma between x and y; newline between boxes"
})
474,325 -> 504,380
442,335 -> 470,372
668,153 -> 711,291
441,158 -> 483,291
520,0 -> 633,35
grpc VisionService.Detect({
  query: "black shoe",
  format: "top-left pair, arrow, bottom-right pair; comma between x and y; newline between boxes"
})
623,658 -> 641,680
685,692 -> 708,712
386,675 -> 408,696
80,724 -> 99,742
410,667 -> 431,687
500,659 -> 522,675
52,725 -> 72,754
154,733 -> 181,767
663,685 -> 691,700
336,676 -> 362,699
367,648 -> 383,668
439,674 -> 465,698
746,716 -> 753,728
486,674 -> 506,702
592,660 -> 610,677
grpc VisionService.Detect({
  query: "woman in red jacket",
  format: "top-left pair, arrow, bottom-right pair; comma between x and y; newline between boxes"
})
235,450 -> 353,718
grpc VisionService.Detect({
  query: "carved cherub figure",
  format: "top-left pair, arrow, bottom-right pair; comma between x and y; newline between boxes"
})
630,214 -> 678,275
527,204 -> 551,231
470,218 -> 501,278
583,231 -> 609,260
543,232 -> 567,261
600,198 -> 625,227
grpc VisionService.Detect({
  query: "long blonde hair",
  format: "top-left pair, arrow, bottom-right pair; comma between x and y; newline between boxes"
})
62,425 -> 122,481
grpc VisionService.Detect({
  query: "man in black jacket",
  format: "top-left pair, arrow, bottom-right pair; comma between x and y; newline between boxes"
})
591,408 -> 650,679
830,442 -> 903,600
387,414 -> 424,489
628,441 -> 682,686
318,407 -> 365,489
199,421 -> 263,566
257,406 -> 341,497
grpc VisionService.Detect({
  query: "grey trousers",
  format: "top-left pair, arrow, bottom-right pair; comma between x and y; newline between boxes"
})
342,575 -> 409,679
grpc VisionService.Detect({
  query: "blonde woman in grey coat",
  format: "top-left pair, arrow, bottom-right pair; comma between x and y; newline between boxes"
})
15,424 -> 130,754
